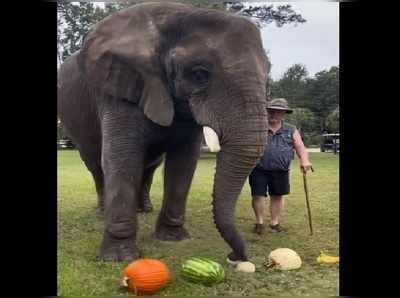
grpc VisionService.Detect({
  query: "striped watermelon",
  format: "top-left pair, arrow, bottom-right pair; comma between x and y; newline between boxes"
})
181,257 -> 225,285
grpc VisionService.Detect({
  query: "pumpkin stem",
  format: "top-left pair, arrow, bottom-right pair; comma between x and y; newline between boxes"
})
121,276 -> 129,288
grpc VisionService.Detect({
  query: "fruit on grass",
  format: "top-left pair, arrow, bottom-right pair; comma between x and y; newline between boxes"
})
181,257 -> 225,285
264,248 -> 302,270
235,261 -> 256,273
317,251 -> 339,264
121,259 -> 171,294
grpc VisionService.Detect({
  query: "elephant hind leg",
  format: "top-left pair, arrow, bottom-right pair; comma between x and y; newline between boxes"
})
75,142 -> 104,214
137,167 -> 155,213
91,166 -> 105,215
137,155 -> 163,213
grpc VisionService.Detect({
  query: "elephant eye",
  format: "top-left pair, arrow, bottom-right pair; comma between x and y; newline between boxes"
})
189,67 -> 210,85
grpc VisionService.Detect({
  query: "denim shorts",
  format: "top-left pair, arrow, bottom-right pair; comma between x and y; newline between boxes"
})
249,167 -> 290,196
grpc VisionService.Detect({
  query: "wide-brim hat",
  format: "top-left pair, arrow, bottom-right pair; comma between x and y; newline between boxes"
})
266,98 -> 293,114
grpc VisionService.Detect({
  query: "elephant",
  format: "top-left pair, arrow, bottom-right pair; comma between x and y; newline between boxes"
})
58,2 -> 269,262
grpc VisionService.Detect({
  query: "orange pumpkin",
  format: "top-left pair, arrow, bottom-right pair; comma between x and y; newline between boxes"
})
122,259 -> 171,295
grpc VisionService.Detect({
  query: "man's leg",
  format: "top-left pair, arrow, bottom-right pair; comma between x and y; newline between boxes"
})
252,195 -> 267,224
249,168 -> 268,234
269,195 -> 286,233
268,170 -> 289,232
269,195 -> 286,232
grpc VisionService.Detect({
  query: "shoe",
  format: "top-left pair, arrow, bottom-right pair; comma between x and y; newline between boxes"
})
269,223 -> 287,233
252,223 -> 265,235
226,252 -> 246,265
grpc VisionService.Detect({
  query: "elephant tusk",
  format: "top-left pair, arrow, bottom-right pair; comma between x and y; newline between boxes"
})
203,126 -> 221,153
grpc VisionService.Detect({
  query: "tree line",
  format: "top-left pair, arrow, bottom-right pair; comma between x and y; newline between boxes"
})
58,1 -> 338,146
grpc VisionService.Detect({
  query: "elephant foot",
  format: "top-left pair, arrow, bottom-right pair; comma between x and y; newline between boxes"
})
155,224 -> 190,241
98,232 -> 138,262
226,251 -> 248,265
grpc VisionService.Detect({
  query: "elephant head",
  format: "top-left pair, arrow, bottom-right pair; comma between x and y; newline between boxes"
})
77,2 -> 269,261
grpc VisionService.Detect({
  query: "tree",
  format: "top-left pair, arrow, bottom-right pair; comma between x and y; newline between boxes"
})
226,2 -> 306,28
57,12 -> 63,66
109,0 -> 226,10
58,2 -> 124,63
114,0 -> 308,22
326,106 -> 339,133
286,108 -> 316,134
285,108 -> 317,146
271,64 -> 309,108
305,66 -> 339,132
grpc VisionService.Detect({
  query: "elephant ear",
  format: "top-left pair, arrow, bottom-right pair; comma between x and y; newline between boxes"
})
77,5 -> 177,126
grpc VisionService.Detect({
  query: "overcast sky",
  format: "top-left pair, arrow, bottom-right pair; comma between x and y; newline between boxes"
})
256,1 -> 339,80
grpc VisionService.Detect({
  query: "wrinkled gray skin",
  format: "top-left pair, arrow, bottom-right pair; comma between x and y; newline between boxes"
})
58,2 -> 269,262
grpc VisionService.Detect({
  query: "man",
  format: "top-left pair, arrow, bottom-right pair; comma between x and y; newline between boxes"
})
249,98 -> 312,234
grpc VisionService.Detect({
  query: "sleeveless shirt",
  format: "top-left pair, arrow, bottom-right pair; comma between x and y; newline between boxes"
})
256,122 -> 296,171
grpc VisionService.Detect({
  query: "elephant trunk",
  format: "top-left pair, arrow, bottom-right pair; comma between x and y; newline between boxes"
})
209,107 -> 268,260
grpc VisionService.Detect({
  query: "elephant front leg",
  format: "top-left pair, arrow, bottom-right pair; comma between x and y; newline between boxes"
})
98,107 -> 147,261
155,129 -> 202,241
99,173 -> 142,261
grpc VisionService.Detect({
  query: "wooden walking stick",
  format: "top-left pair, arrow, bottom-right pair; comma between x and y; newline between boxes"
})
302,166 -> 314,235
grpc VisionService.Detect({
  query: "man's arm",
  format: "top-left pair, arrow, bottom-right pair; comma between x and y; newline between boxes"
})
293,129 -> 313,173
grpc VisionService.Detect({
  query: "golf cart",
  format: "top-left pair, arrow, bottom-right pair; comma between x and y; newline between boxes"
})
320,133 -> 339,154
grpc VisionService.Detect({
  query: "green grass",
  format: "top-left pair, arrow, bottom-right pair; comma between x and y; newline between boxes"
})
58,150 -> 339,296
